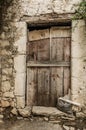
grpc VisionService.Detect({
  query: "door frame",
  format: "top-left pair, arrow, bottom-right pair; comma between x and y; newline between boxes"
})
13,18 -> 85,109
26,23 -> 72,107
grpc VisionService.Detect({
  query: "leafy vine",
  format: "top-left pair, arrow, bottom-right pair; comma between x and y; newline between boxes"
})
73,0 -> 86,20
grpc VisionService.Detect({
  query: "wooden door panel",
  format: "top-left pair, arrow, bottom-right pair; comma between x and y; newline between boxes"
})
28,29 -> 50,41
29,41 -> 38,61
51,27 -> 71,38
51,38 -> 64,61
37,39 -> 50,61
64,38 -> 71,62
28,39 -> 50,62
27,68 -> 38,106
37,94 -> 50,106
38,68 -> 50,95
51,67 -> 63,96
50,67 -> 63,106
63,67 -> 70,96
37,68 -> 50,106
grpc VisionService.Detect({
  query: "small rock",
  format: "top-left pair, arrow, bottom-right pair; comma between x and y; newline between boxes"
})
18,106 -> 31,118
0,32 -> 5,39
61,116 -> 75,121
0,115 -> 4,119
1,100 -> 10,107
76,112 -> 85,118
10,101 -> 15,107
43,117 -> 48,121
0,119 -> 4,124
3,92 -> 14,98
63,125 -> 74,130
82,107 -> 86,114
17,116 -> 23,120
0,108 -> 4,113
1,81 -> 11,92
24,118 -> 29,120
49,116 -> 58,121
29,118 -> 34,122
11,108 -> 18,116
38,117 -> 44,121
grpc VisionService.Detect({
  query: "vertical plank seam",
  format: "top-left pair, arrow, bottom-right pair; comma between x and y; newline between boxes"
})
62,67 -> 64,96
50,28 -> 52,61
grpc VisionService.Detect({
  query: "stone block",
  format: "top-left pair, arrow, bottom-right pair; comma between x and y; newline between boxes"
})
0,119 -> 4,124
0,32 -> 5,40
71,20 -> 86,106
0,40 -> 10,47
32,106 -> 64,116
2,75 -> 7,81
3,92 -> 14,98
1,49 -> 12,55
0,115 -> 4,119
72,20 -> 85,45
76,112 -> 86,118
13,22 -> 27,54
24,0 -> 52,16
14,72 -> 26,96
11,108 -> 18,116
63,125 -> 75,130
10,101 -> 15,107
2,68 -> 12,75
14,55 -> 26,73
16,96 -> 25,109
18,106 -> 31,117
1,81 -> 11,92
1,100 -> 10,107
22,0 -> 81,17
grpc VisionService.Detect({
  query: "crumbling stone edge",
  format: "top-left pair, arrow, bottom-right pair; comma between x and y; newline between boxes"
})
0,106 -> 86,124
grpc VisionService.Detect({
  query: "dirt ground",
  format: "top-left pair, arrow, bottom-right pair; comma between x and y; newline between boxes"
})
0,118 -> 86,130
0,120 -> 62,130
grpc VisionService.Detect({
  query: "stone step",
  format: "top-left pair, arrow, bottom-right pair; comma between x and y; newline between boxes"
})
32,106 -> 65,116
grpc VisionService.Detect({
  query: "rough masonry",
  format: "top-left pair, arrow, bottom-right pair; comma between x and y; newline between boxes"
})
0,0 -> 86,118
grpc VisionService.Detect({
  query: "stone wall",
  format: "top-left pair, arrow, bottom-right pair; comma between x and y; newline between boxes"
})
0,22 -> 27,113
0,23 -> 16,111
71,20 -> 86,111
1,0 -> 82,22
0,0 -> 86,117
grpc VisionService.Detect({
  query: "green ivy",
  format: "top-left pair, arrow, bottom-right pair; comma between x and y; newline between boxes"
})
73,0 -> 86,20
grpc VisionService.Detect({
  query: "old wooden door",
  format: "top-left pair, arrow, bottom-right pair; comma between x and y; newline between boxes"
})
27,26 -> 71,107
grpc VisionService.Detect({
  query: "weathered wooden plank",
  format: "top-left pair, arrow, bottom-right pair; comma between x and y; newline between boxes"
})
28,29 -> 49,41
50,67 -> 64,106
27,62 -> 70,67
51,27 -> 71,38
29,41 -> 38,61
28,39 -> 50,62
37,39 -> 50,61
27,68 -> 37,106
64,38 -> 71,62
51,38 -> 64,61
37,94 -> 50,106
37,68 -> 50,106
21,13 -> 72,24
63,67 -> 70,96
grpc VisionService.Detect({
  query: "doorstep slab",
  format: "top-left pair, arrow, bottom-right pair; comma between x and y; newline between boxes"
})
32,106 -> 65,116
